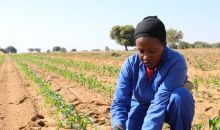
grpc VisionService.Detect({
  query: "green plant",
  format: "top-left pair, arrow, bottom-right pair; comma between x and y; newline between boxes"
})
11,55 -> 92,129
16,55 -> 115,97
192,122 -> 203,130
192,75 -> 204,92
0,55 -> 5,64
106,82 -> 114,102
209,117 -> 220,130
194,56 -> 206,71
207,75 -> 220,87
22,54 -> 120,77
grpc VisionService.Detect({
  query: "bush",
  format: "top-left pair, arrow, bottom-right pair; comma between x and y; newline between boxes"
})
169,44 -> 178,49
105,46 -> 110,51
52,46 -> 61,52
0,48 -> 6,53
110,52 -> 121,57
60,48 -> 66,52
5,46 -> 17,53
178,41 -> 191,49
71,49 -> 77,52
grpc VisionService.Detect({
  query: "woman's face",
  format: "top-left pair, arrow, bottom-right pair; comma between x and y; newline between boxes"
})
136,37 -> 165,69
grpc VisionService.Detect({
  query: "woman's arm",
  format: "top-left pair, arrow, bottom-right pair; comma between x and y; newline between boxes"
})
110,58 -> 133,129
142,56 -> 187,130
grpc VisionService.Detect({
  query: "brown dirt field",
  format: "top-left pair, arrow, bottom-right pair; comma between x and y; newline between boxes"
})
0,58 -> 57,130
28,49 -> 220,129
1,48 -> 219,129
20,58 -> 112,130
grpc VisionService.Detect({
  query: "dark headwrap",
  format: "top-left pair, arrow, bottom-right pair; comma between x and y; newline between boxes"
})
134,16 -> 166,43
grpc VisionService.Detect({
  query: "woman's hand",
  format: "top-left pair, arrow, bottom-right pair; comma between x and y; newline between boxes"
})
183,80 -> 194,91
112,124 -> 124,130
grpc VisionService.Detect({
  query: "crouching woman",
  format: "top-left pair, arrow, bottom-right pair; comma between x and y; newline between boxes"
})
111,16 -> 194,130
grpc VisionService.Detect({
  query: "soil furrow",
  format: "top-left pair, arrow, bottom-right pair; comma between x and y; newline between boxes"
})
0,57 -> 57,130
20,58 -> 112,129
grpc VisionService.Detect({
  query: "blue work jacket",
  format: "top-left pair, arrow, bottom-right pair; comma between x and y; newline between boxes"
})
111,47 -> 187,129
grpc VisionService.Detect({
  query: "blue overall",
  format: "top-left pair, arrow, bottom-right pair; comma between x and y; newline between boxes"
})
111,47 -> 195,130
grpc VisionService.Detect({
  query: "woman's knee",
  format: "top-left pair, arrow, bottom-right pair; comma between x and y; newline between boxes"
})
166,87 -> 195,129
170,87 -> 194,107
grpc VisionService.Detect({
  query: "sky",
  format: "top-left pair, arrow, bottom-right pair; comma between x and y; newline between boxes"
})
0,0 -> 220,53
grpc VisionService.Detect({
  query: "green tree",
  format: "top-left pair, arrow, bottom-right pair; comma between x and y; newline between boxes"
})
169,44 -> 178,49
92,49 -> 101,51
211,42 -> 220,48
28,48 -> 34,52
5,46 -> 17,53
105,46 -> 110,51
0,48 -> 6,53
29,48 -> 41,53
166,29 -> 183,48
71,49 -> 77,52
52,46 -> 61,52
194,41 -> 211,48
110,25 -> 135,51
189,44 -> 195,48
60,48 -> 66,52
34,48 -> 41,53
178,41 -> 191,49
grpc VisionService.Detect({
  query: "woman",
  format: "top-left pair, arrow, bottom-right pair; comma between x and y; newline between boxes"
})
111,16 -> 194,130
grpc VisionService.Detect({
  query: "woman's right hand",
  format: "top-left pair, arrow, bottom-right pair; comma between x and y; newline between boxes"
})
183,80 -> 194,91
111,124 -> 124,130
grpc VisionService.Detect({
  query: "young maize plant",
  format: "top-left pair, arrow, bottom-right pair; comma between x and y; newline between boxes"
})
194,56 -> 206,71
23,54 -> 120,77
207,74 -> 220,88
209,117 -> 220,130
0,55 -> 5,65
192,117 -> 220,130
19,55 -> 115,97
11,55 -> 92,130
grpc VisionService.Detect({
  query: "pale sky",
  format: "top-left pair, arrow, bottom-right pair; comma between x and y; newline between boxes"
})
0,0 -> 220,52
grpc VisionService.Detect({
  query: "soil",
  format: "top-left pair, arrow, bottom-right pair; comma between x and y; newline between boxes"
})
20,58 -> 112,130
0,58 -> 57,130
1,48 -> 219,130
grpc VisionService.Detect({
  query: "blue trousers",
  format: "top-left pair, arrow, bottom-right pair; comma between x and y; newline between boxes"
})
126,88 -> 195,130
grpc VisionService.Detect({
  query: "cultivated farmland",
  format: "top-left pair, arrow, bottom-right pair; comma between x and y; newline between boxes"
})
0,48 -> 219,130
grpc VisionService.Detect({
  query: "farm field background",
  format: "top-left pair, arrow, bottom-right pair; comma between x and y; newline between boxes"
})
0,48 -> 219,130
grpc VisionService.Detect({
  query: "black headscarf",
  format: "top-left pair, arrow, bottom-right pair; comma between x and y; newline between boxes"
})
134,16 -> 166,43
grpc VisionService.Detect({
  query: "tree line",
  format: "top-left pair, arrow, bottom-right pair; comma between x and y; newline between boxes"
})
1,26 -> 219,54
110,25 -> 220,50
0,46 -> 78,54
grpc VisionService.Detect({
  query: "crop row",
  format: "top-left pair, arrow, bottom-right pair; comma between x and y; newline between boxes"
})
0,55 -> 5,64
11,55 -> 92,129
15,55 -> 115,100
47,51 -> 132,61
23,54 -> 120,76
193,117 -> 220,130
192,74 -> 220,91
179,49 -> 220,71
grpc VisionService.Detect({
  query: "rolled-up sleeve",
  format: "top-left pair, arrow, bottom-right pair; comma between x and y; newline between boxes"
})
110,58 -> 133,128
142,56 -> 187,130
